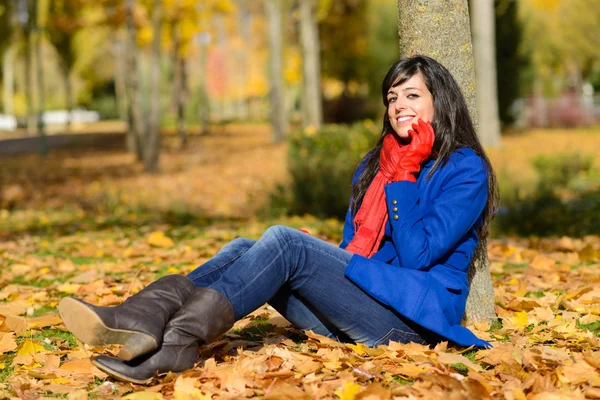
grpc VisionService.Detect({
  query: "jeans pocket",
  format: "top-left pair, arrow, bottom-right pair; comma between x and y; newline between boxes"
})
374,328 -> 428,347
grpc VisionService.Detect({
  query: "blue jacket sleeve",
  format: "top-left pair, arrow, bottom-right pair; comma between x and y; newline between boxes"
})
384,155 -> 488,270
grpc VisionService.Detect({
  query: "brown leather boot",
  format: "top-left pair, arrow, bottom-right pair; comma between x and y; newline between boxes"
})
58,274 -> 195,360
91,287 -> 235,384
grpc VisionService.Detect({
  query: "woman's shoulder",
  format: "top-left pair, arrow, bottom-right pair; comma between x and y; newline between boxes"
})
444,147 -> 487,171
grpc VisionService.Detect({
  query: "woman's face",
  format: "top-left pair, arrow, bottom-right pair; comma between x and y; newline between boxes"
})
386,72 -> 434,140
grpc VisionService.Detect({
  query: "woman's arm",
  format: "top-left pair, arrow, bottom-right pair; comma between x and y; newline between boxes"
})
385,155 -> 488,270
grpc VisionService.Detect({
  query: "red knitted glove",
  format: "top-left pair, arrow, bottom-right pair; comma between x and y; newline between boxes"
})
395,119 -> 435,182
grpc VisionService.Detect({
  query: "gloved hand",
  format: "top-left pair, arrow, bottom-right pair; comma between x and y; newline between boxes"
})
395,119 -> 435,182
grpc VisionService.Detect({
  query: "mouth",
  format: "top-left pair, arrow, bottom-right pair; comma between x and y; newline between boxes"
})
396,115 -> 415,125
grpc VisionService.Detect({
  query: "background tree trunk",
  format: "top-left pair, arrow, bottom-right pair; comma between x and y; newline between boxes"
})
125,0 -> 143,160
63,67 -> 72,130
172,25 -> 187,147
2,45 -> 15,116
114,37 -> 128,123
24,10 -> 35,136
143,0 -> 162,173
265,0 -> 288,142
33,0 -> 47,155
397,0 -> 496,324
299,0 -> 322,129
471,0 -> 501,147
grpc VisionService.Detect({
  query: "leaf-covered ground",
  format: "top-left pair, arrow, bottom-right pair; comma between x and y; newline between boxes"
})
1,126 -> 599,399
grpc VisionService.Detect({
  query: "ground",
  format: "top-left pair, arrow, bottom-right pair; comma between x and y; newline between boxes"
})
0,125 -> 599,399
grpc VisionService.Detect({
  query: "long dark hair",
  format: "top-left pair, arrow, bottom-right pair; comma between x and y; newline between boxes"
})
350,55 -> 499,239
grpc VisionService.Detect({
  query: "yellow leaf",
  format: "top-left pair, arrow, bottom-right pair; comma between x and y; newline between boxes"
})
173,376 -> 210,400
57,283 -> 81,294
17,340 -> 45,356
513,311 -> 529,331
122,391 -> 163,400
123,392 -> 165,400
335,381 -> 362,400
346,343 -> 368,355
148,231 -> 175,248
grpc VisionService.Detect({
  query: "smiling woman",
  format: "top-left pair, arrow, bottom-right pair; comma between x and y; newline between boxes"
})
58,55 -> 500,385
386,73 -> 435,140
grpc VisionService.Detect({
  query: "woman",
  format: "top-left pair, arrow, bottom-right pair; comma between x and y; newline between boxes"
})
58,55 -> 499,384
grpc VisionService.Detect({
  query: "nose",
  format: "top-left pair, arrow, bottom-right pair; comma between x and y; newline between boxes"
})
394,98 -> 406,111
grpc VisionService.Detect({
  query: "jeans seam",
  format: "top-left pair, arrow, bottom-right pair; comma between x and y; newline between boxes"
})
191,248 -> 250,279
374,328 -> 426,347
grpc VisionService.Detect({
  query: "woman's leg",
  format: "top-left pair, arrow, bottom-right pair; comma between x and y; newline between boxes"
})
209,225 -> 428,347
187,238 -> 256,287
187,237 -> 348,340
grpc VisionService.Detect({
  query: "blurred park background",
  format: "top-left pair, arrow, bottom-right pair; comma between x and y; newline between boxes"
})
0,0 -> 599,239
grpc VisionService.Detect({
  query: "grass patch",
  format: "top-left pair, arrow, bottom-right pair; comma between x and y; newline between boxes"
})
31,305 -> 57,317
526,291 -> 546,299
577,320 -> 600,337
392,376 -> 414,385
451,363 -> 469,376
232,320 -> 276,340
0,354 -> 16,383
30,329 -> 78,349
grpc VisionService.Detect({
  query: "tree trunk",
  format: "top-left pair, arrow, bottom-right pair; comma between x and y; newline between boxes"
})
114,37 -> 128,123
33,1 -> 47,155
143,0 -> 162,173
299,0 -> 322,128
24,20 -> 35,136
265,0 -> 288,142
125,0 -> 144,160
63,67 -> 73,130
398,0 -> 496,324
171,25 -> 187,147
471,0 -> 501,147
2,45 -> 15,116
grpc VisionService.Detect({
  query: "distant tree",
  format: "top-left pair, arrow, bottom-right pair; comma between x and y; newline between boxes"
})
494,0 -> 528,126
266,0 -> 288,142
0,0 -> 16,116
470,0 -> 501,146
144,0 -> 162,173
46,0 -> 85,129
299,0 -> 322,128
398,0 -> 496,324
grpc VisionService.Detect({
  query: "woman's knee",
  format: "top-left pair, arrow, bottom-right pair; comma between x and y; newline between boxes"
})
263,225 -> 301,242
228,237 -> 255,249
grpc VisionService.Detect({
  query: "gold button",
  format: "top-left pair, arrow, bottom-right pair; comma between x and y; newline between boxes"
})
392,200 -> 398,205
393,207 -> 398,212
393,215 -> 399,220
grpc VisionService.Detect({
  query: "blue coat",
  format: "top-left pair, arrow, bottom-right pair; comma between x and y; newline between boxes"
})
341,147 -> 491,348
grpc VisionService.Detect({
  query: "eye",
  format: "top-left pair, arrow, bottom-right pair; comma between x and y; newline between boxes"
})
407,94 -> 420,99
388,97 -> 397,103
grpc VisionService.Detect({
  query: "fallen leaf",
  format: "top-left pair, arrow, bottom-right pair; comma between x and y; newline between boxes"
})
148,231 -> 174,248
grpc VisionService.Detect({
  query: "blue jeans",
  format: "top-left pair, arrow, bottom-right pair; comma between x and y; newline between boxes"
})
187,225 -> 429,347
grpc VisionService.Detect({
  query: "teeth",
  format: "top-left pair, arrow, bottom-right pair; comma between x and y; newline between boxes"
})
397,116 -> 413,122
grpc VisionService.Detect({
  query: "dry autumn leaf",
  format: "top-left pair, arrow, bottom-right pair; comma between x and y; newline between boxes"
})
148,231 -> 175,248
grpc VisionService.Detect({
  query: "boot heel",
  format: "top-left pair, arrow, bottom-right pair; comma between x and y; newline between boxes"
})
119,333 -> 158,360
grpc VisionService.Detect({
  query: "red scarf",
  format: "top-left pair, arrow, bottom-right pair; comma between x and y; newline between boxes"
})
345,134 -> 408,257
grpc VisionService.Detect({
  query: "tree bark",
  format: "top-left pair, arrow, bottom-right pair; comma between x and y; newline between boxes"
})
144,0 -> 162,173
33,0 -> 47,155
299,0 -> 322,128
24,14 -> 35,136
125,0 -> 144,160
63,66 -> 73,130
172,24 -> 187,147
471,0 -> 501,147
265,0 -> 288,142
2,45 -> 15,116
114,37 -> 128,123
398,0 -> 496,324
